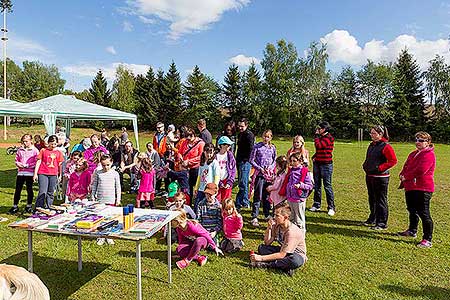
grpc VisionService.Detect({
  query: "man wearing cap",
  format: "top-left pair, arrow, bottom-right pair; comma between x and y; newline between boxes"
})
216,136 -> 237,201
235,118 -> 255,211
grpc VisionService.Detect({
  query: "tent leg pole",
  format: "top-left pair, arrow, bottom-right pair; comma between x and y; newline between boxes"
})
3,116 -> 6,140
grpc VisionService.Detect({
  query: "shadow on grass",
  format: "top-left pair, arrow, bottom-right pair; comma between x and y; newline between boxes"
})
0,168 -> 17,188
307,215 -> 365,227
380,284 -> 450,300
1,251 -> 109,300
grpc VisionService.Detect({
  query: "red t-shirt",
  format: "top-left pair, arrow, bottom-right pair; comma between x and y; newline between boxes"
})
37,148 -> 64,175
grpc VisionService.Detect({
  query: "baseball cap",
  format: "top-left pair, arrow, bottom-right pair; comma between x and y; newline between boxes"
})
204,183 -> 218,195
218,136 -> 234,146
168,181 -> 180,197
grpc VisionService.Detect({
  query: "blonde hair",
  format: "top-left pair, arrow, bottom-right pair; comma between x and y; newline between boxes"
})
173,208 -> 188,224
415,131 -> 432,146
262,129 -> 273,146
0,264 -> 50,300
275,204 -> 291,218
222,198 -> 237,216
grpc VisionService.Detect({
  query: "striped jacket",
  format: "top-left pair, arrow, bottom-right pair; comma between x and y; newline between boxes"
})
312,133 -> 334,164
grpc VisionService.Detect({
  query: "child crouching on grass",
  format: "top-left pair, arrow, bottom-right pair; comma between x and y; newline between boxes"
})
220,199 -> 243,253
164,192 -> 196,242
196,183 -> 222,244
172,208 -> 223,270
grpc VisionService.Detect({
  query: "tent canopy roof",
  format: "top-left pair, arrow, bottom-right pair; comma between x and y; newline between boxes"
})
26,94 -> 137,120
0,98 -> 45,117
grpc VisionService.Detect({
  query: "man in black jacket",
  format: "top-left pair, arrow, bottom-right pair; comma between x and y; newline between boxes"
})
235,118 -> 255,211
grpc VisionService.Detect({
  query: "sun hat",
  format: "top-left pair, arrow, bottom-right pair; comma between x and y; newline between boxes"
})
204,183 -> 218,195
218,136 -> 234,146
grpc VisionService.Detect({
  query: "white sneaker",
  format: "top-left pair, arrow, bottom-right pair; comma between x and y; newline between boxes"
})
250,218 -> 260,227
106,238 -> 115,245
309,206 -> 320,212
96,238 -> 105,246
327,209 -> 335,216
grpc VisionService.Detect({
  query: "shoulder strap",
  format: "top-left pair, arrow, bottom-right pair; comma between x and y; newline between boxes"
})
182,140 -> 201,157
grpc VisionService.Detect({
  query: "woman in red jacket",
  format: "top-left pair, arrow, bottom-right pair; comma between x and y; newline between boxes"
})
362,125 -> 397,230
398,131 -> 436,248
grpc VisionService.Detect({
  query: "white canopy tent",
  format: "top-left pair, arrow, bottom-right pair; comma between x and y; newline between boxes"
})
0,95 -> 140,149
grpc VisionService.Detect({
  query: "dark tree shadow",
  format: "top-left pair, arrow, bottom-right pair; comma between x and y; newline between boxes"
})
307,215 -> 365,227
1,251 -> 109,300
380,284 -> 450,300
0,169 -> 18,188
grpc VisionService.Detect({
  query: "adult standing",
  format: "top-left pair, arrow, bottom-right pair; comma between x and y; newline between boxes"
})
120,141 -> 139,193
83,134 -> 109,174
310,121 -> 336,216
120,127 -> 129,145
178,127 -> 205,197
249,129 -> 277,226
235,118 -> 255,212
362,126 -> 397,230
250,205 -> 307,276
197,119 -> 212,144
153,122 -> 168,194
398,131 -> 436,248
107,136 -> 123,169
167,124 -> 179,148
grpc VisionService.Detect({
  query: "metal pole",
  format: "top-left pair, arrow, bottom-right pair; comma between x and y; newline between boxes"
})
167,221 -> 172,284
136,241 -> 142,300
2,9 -> 6,140
77,236 -> 83,271
27,231 -> 33,272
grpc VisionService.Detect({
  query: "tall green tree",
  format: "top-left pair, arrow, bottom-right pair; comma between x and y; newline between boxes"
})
241,62 -> 262,125
222,64 -> 241,120
0,59 -> 23,101
357,60 -> 394,127
162,62 -> 182,125
183,65 -> 215,125
388,49 -> 425,139
88,70 -> 111,107
21,61 -> 65,101
261,39 -> 300,133
134,67 -> 159,127
111,65 -> 136,113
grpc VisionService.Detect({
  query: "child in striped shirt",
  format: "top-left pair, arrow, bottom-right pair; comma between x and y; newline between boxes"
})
196,183 -> 222,243
91,154 -> 121,206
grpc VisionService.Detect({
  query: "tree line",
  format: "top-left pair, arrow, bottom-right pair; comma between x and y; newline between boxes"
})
2,39 -> 450,142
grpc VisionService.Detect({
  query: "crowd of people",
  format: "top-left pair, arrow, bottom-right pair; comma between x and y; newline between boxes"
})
6,118 -> 436,276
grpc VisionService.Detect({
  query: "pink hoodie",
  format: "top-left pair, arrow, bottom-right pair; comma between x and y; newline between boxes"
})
15,146 -> 39,176
222,213 -> 243,240
399,146 -> 435,192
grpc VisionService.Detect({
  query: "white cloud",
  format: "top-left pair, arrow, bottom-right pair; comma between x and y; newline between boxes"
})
138,15 -> 155,24
106,46 -> 117,55
320,29 -> 450,68
228,54 -> 260,66
126,0 -> 250,40
8,35 -> 52,61
123,20 -> 134,32
63,62 -> 150,79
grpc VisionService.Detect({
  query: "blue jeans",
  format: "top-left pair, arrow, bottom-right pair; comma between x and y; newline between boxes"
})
258,244 -> 305,271
35,174 -> 58,209
251,175 -> 271,218
235,161 -> 251,209
313,163 -> 335,210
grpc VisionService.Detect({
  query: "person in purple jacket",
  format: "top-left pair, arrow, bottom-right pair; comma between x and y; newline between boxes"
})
249,129 -> 277,227
83,134 -> 109,174
216,136 -> 236,202
172,208 -> 223,270
8,134 -> 39,214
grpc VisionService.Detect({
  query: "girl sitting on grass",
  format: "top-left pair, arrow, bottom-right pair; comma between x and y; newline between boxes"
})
220,198 -> 243,253
172,208 -> 223,270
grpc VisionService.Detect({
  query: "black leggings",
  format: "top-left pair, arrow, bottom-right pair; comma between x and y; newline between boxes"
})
13,175 -> 34,206
405,191 -> 433,241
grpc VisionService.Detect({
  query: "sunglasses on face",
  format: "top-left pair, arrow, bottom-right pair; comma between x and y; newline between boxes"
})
416,138 -> 427,143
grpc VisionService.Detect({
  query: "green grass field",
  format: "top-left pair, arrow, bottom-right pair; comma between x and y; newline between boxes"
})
0,128 -> 449,300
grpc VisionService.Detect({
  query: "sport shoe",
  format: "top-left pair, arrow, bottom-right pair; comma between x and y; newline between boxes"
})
106,238 -> 115,245
370,225 -> 387,231
397,230 -> 417,238
176,259 -> 190,270
285,268 -> 295,277
197,255 -> 207,267
417,239 -> 432,248
7,206 -> 19,214
362,221 -> 375,227
309,206 -> 320,212
96,238 -> 106,246
250,218 -> 260,227
327,209 -> 335,216
24,206 -> 33,214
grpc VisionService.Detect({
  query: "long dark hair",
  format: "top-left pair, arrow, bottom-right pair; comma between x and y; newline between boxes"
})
200,143 -> 216,166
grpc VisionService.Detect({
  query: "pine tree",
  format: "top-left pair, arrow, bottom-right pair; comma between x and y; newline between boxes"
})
222,64 -> 241,120
183,65 -> 214,125
242,62 -> 261,124
162,62 -> 182,125
88,70 -> 111,107
134,67 -> 159,127
388,49 -> 425,139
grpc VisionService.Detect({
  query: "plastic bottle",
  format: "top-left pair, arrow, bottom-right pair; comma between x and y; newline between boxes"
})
128,204 -> 134,228
123,206 -> 129,230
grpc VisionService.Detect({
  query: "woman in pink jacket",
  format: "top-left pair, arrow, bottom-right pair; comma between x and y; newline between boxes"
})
398,131 -> 436,248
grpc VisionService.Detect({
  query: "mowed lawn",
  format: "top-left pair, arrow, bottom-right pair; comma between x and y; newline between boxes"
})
0,127 -> 449,300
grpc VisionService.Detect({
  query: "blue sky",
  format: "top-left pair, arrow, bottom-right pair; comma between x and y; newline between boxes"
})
6,0 -> 450,91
